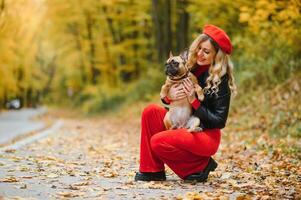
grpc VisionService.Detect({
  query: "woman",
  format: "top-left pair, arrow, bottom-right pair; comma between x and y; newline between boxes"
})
135,24 -> 237,182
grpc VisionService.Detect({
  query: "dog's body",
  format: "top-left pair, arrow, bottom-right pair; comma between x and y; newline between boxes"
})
160,54 -> 204,132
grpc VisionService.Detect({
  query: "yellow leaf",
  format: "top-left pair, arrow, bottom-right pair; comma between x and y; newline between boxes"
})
0,177 -> 18,183
46,173 -> 59,178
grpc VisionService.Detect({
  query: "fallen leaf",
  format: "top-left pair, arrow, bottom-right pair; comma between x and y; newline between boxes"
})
236,194 -> 253,200
4,149 -> 16,153
72,181 -> 90,186
184,192 -> 203,200
220,172 -> 232,179
46,173 -> 59,178
58,191 -> 79,197
67,185 -> 80,190
0,177 -> 18,182
21,176 -> 33,179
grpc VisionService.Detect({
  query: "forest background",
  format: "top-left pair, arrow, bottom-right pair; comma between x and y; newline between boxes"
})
0,0 -> 300,154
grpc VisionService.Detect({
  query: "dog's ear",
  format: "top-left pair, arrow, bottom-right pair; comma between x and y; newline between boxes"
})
169,51 -> 173,58
180,50 -> 188,62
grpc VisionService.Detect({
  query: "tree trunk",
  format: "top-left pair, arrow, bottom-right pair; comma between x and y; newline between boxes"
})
26,88 -> 32,107
85,11 -> 99,85
102,6 -> 119,44
143,19 -> 153,62
101,5 -> 128,87
42,57 -> 56,97
152,0 -> 172,63
4,90 -> 7,108
164,0 -> 172,57
0,0 -> 4,13
176,0 -> 189,53
151,0 -> 163,62
132,20 -> 139,80
67,22 -> 87,85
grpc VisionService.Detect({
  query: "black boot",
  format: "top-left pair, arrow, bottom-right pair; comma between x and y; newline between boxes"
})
134,171 -> 166,181
184,157 -> 217,182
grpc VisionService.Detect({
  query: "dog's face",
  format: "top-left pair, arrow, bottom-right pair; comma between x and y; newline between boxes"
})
165,55 -> 187,80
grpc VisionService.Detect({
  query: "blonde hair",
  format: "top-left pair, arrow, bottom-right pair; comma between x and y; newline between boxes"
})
187,34 -> 237,96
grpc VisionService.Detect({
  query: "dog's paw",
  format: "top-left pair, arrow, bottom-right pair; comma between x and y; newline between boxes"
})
188,127 -> 203,133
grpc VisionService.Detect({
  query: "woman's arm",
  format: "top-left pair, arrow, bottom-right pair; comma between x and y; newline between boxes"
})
193,76 -> 231,129
194,93 -> 230,129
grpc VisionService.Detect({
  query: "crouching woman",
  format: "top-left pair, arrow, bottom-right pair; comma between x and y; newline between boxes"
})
135,24 -> 237,182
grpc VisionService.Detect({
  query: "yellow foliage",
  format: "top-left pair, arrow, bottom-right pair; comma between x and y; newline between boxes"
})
0,0 -> 300,109
239,0 -> 301,38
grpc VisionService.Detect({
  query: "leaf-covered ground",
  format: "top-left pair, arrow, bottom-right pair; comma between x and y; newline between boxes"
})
0,77 -> 301,199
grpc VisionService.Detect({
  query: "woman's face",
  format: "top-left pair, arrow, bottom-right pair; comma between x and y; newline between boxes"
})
196,40 -> 217,66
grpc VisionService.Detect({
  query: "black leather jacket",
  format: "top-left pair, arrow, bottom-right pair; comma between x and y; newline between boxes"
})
194,71 -> 231,130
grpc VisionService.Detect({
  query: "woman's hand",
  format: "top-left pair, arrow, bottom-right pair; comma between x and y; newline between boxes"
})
182,78 -> 197,103
168,83 -> 186,101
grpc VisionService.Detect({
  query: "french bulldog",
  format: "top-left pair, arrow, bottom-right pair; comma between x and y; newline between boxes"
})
160,52 -> 204,132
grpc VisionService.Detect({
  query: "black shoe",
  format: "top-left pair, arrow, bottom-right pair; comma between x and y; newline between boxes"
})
134,171 -> 166,181
184,157 -> 218,182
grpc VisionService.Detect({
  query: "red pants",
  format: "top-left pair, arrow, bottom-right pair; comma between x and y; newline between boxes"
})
139,104 -> 221,179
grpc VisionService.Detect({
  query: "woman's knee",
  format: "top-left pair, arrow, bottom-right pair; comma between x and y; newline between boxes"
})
142,104 -> 162,118
142,104 -> 160,115
150,134 -> 164,154
150,133 -> 173,155
200,141 -> 220,156
207,146 -> 219,156
205,132 -> 221,156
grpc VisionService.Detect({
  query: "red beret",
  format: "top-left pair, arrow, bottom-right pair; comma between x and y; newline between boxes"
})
203,24 -> 232,54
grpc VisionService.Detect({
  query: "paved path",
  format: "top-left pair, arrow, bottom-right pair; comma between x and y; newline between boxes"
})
0,108 -> 47,145
0,111 -> 299,199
